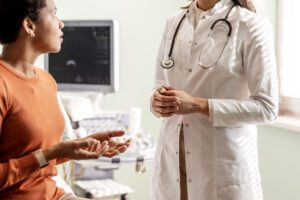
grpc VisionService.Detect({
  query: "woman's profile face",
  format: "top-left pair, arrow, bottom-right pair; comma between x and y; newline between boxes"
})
32,0 -> 64,53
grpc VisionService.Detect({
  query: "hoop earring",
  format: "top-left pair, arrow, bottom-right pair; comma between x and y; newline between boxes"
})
29,32 -> 35,38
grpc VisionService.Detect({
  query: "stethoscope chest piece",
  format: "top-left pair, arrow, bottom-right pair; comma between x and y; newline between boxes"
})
161,58 -> 174,69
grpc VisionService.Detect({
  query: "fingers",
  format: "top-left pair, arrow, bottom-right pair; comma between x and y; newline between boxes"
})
118,142 -> 130,153
76,138 -> 99,149
153,99 -> 176,107
152,88 -> 177,118
154,90 -> 177,102
88,130 -> 125,142
107,130 -> 125,138
163,90 -> 177,96
162,86 -> 175,91
95,141 -> 109,156
153,106 -> 177,114
158,86 -> 175,94
76,149 -> 100,159
157,87 -> 167,94
78,141 -> 109,159
153,104 -> 178,117
103,139 -> 131,158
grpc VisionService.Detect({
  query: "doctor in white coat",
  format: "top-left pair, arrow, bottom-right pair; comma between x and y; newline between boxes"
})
150,0 -> 278,200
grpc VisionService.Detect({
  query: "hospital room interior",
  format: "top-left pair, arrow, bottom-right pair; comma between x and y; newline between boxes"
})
0,0 -> 299,200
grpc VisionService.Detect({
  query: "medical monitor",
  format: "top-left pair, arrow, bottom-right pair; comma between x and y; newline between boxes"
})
45,20 -> 118,93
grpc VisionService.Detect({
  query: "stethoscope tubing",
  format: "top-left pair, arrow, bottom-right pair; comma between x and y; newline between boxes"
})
161,3 -> 236,70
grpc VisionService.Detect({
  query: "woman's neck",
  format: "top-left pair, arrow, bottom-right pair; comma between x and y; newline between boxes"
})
1,43 -> 38,77
196,0 -> 220,10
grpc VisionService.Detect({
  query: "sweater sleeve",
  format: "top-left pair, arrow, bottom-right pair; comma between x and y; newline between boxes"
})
0,153 -> 41,190
208,16 -> 278,127
0,78 -> 41,190
0,77 -> 9,131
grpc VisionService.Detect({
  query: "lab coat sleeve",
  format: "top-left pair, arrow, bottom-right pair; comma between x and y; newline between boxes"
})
0,78 -> 41,190
150,19 -> 170,117
154,20 -> 170,88
208,17 -> 278,127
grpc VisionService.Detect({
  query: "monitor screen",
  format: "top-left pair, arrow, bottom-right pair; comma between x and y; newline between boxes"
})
45,20 -> 118,93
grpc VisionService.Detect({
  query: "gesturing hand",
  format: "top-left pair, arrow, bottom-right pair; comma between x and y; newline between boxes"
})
88,130 -> 131,158
43,137 -> 109,162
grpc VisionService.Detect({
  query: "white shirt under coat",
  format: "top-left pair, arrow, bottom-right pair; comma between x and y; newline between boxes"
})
151,0 -> 278,200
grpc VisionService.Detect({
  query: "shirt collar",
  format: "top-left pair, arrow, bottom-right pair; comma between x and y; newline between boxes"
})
187,0 -> 233,18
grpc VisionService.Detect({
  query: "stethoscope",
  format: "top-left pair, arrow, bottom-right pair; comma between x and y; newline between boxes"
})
161,4 -> 236,70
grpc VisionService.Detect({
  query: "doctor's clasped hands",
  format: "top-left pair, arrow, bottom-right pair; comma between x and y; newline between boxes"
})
152,86 -> 209,117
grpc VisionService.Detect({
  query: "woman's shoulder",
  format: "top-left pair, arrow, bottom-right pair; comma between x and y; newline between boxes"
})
235,6 -> 272,30
234,7 -> 274,51
34,67 -> 57,87
166,9 -> 187,24
162,9 -> 188,34
34,67 -> 53,77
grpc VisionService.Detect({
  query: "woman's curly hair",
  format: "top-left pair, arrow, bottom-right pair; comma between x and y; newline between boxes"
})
0,0 -> 46,44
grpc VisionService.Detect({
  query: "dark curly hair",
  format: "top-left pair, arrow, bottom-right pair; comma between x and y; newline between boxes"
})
0,0 -> 46,44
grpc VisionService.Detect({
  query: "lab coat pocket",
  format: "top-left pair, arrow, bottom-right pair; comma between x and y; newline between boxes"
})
217,183 -> 252,200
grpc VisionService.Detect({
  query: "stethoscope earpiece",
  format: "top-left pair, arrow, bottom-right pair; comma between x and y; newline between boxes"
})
161,58 -> 174,69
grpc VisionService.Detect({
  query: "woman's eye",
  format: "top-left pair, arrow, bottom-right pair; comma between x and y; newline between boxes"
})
51,9 -> 57,15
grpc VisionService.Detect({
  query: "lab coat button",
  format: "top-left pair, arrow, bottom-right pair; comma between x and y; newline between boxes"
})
188,179 -> 192,183
176,151 -> 179,154
186,151 -> 190,155
188,69 -> 192,73
185,123 -> 189,127
189,40 -> 192,44
194,42 -> 198,45
178,123 -> 181,127
177,179 -> 179,182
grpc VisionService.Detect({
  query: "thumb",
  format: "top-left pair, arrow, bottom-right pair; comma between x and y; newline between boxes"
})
158,87 -> 167,94
163,86 -> 175,91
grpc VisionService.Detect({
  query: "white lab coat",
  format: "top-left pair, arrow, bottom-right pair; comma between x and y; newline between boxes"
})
151,0 -> 278,200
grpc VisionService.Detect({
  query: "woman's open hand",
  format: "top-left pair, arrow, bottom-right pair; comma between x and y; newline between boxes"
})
43,137 -> 109,162
87,130 -> 131,158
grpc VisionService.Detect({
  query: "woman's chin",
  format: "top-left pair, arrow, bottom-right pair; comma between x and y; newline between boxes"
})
48,46 -> 62,53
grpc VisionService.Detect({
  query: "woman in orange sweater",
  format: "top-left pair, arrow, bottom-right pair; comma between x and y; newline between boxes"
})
0,0 -> 130,199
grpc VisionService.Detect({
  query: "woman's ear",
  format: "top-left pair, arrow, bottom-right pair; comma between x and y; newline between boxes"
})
22,17 -> 36,38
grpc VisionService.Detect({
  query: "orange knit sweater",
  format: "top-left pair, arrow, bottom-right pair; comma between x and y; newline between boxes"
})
0,59 -> 66,200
